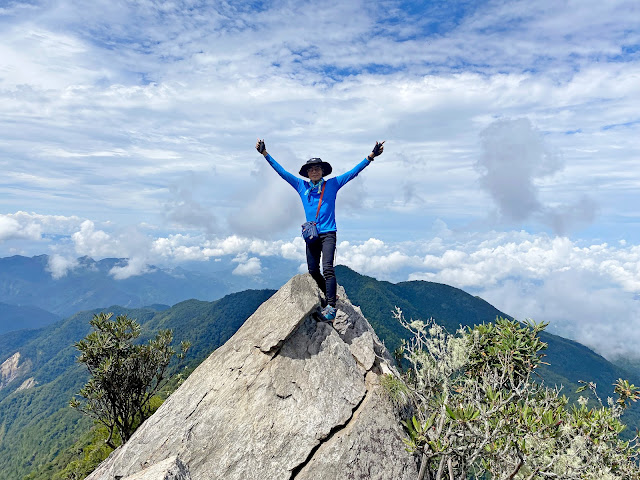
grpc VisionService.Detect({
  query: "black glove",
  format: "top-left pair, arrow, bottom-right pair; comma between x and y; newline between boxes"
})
256,139 -> 266,154
372,140 -> 385,157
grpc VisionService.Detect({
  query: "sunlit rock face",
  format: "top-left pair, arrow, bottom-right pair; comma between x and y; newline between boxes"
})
87,274 -> 418,480
0,352 -> 31,391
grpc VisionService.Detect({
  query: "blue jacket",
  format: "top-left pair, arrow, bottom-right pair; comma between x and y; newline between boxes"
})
264,154 -> 371,233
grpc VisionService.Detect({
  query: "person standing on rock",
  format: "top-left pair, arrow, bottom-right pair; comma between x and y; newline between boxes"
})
256,138 -> 384,320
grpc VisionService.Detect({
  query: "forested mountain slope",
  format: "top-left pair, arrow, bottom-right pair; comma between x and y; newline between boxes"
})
2,268 -> 639,479
0,289 -> 275,480
335,265 -> 639,411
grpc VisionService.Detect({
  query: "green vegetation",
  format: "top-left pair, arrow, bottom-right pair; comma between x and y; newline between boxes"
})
25,366 -> 195,480
24,396 -> 166,480
392,309 -> 640,479
335,265 -> 640,427
0,289 -> 275,480
70,313 -> 190,446
3,267 -> 640,479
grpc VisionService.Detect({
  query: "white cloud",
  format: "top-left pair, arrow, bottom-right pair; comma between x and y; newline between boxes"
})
6,205 -> 640,361
336,238 -> 423,278
152,235 -> 210,262
164,172 -> 217,233
7,211 -> 84,234
46,254 -> 78,279
72,220 -> 118,258
152,233 -> 306,265
0,214 -> 42,242
232,255 -> 262,276
0,0 -> 636,235
280,237 -> 306,261
477,118 -> 597,234
408,235 -> 640,294
109,256 -> 150,280
226,157 -> 302,237
1,0 -> 639,361
477,272 -> 640,362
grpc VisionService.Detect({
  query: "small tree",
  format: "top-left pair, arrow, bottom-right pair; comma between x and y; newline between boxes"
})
392,308 -> 640,480
70,312 -> 190,448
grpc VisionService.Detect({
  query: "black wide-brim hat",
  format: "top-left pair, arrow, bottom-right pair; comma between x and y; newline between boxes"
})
299,157 -> 332,178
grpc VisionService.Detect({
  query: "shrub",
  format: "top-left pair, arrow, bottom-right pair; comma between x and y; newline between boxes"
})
393,307 -> 640,480
70,312 -> 190,447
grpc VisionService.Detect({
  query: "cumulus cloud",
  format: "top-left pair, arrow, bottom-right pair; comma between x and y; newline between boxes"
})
477,118 -> 597,234
69,220 -> 155,279
402,232 -> 640,360
336,238 -> 423,278
477,118 -> 558,220
231,253 -> 262,276
46,254 -> 79,279
110,256 -> 150,280
151,233 -> 306,265
152,234 -> 210,262
0,214 -> 42,242
0,212 -> 87,250
72,220 -> 118,258
477,271 -> 640,361
5,212 -> 83,234
5,206 -> 640,361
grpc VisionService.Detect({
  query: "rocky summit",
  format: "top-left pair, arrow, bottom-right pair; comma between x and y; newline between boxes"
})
86,274 -> 418,480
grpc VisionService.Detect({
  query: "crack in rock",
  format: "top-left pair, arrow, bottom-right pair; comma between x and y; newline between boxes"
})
185,391 -> 208,420
289,387 -> 371,480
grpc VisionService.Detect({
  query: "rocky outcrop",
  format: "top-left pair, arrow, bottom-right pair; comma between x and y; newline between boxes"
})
0,352 -> 31,390
121,456 -> 191,480
16,376 -> 37,392
86,274 -> 417,480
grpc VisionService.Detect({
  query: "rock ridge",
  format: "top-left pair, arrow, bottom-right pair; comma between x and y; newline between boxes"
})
86,274 -> 417,480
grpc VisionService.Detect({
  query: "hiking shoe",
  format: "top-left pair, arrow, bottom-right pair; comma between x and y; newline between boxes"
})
321,305 -> 337,321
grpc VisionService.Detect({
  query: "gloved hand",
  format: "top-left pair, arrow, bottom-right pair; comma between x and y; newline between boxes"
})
370,140 -> 385,159
256,139 -> 266,155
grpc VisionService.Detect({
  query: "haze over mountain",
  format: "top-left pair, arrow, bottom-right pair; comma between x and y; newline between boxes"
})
0,254 -> 299,324
0,303 -> 59,335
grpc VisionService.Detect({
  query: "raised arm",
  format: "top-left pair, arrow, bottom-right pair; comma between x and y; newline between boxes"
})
335,140 -> 385,189
256,139 -> 302,190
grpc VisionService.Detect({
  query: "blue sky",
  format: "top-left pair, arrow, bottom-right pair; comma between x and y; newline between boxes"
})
1,0 -> 640,360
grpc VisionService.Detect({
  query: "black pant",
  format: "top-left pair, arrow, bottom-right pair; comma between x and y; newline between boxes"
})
306,231 -> 337,307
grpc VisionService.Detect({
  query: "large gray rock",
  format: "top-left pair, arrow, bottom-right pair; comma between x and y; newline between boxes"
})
121,456 -> 190,480
86,274 -> 417,480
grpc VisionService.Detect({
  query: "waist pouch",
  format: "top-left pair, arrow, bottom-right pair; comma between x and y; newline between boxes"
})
301,182 -> 325,244
301,221 -> 319,243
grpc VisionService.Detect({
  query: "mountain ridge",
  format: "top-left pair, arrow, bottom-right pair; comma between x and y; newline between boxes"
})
0,302 -> 60,335
335,265 -> 639,401
1,267 -> 638,478
0,290 -> 276,480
